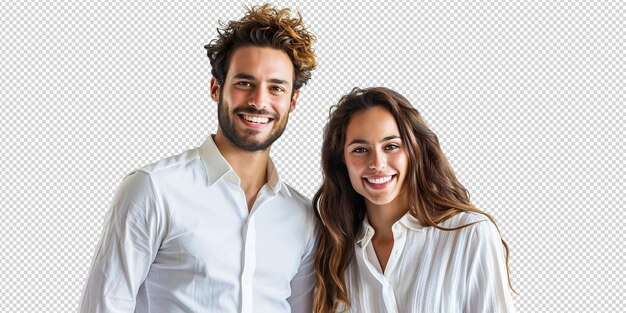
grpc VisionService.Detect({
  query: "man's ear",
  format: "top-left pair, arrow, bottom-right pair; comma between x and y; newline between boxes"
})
210,77 -> 220,102
289,89 -> 300,113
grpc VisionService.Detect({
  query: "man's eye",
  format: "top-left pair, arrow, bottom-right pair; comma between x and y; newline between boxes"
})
270,86 -> 285,93
237,81 -> 252,87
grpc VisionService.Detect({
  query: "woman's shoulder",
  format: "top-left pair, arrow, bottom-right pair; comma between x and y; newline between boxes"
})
438,211 -> 502,242
440,211 -> 490,228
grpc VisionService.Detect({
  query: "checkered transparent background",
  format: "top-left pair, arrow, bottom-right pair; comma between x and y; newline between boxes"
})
1,0 -> 624,312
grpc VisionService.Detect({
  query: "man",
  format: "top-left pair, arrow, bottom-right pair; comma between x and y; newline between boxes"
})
79,4 -> 318,312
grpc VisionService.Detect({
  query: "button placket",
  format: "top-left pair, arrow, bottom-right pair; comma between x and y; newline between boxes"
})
382,280 -> 399,313
384,224 -> 406,277
378,224 -> 404,313
239,184 -> 274,313
240,216 -> 256,313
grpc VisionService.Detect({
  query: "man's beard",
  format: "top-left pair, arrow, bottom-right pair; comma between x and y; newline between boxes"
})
217,98 -> 289,152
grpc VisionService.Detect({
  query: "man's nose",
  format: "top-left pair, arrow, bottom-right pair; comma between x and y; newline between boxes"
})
248,87 -> 268,109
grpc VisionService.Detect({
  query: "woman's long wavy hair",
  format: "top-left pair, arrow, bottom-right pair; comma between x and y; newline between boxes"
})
313,87 -> 513,313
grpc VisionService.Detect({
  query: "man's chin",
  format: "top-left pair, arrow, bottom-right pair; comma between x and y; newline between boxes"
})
231,134 -> 274,152
235,142 -> 272,152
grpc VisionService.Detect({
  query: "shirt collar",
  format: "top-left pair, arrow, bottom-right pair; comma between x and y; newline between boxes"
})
398,213 -> 425,232
265,156 -> 287,196
199,135 -> 289,196
355,212 -> 424,247
356,216 -> 374,247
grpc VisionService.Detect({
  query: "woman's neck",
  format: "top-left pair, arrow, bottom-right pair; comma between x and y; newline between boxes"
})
365,199 -> 409,240
365,199 -> 408,273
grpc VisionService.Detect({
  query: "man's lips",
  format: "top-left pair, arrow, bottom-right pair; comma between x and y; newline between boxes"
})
239,113 -> 272,124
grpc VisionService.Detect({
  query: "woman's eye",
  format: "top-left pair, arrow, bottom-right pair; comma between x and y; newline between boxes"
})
385,144 -> 400,150
353,147 -> 367,153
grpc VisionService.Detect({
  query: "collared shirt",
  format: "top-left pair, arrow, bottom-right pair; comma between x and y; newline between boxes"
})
344,212 -> 515,313
79,136 -> 317,313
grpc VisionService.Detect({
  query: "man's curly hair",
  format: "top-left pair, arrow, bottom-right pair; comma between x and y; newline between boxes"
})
205,4 -> 317,91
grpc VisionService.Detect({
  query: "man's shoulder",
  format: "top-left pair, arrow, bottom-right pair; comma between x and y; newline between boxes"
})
137,147 -> 203,177
279,182 -> 312,209
277,182 -> 318,249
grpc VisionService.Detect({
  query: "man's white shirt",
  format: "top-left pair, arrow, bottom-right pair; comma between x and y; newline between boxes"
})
79,136 -> 317,313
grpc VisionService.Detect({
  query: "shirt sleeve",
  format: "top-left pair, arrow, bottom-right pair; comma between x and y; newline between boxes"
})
78,171 -> 164,313
465,220 -> 516,312
286,219 -> 318,313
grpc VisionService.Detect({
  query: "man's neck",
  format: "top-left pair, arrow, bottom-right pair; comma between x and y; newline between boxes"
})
213,132 -> 270,211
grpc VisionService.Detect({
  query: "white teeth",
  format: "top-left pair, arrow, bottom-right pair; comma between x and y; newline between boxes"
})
242,114 -> 270,124
366,176 -> 393,184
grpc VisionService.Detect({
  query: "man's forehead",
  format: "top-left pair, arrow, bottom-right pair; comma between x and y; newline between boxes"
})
226,46 -> 295,83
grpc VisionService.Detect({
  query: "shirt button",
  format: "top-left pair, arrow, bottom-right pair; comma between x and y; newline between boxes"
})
395,250 -> 400,255
394,224 -> 401,230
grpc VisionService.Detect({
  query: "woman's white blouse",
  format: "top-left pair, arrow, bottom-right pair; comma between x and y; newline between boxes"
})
344,212 -> 515,313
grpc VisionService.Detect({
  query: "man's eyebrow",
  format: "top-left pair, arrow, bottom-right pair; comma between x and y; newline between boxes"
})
233,73 -> 256,80
232,73 -> 289,86
268,78 -> 289,85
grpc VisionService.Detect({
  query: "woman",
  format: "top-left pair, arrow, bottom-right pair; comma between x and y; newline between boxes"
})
313,87 -> 515,313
